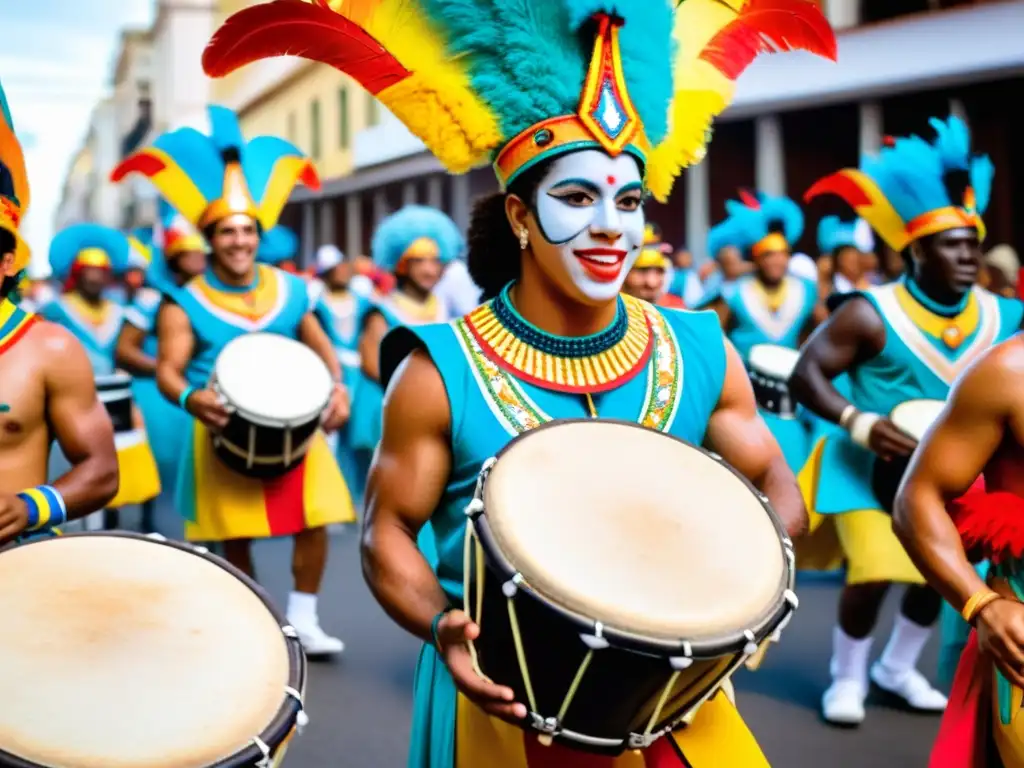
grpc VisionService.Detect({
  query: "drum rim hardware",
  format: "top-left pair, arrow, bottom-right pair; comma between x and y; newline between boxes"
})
0,531 -> 309,768
462,418 -> 798,751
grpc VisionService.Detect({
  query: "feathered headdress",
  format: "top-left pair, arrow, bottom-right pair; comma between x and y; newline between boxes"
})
708,189 -> 804,259
48,224 -> 138,284
817,215 -> 874,255
257,226 -> 300,265
805,116 -> 992,252
111,105 -> 321,233
201,0 -> 835,203
0,80 -> 31,274
157,198 -> 207,259
372,205 -> 464,273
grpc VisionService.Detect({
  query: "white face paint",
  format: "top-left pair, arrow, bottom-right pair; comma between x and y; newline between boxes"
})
533,150 -> 646,302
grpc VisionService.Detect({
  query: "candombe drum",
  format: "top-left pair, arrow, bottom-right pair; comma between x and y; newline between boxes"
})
462,419 -> 797,754
872,398 -> 946,513
0,533 -> 307,767
210,332 -> 333,479
747,344 -> 802,418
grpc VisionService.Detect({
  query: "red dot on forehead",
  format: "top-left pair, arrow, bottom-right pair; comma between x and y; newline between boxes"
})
607,176 -> 616,185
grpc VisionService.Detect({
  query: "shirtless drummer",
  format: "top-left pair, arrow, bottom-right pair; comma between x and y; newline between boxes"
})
0,83 -> 118,542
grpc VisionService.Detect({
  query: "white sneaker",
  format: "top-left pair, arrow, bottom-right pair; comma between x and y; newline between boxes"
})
822,678 -> 867,726
290,619 -> 345,657
870,663 -> 947,712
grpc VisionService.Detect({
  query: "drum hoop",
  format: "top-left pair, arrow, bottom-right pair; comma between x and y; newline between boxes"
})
0,532 -> 307,768
747,345 -> 800,379
212,382 -> 330,429
473,418 -> 796,657
95,373 -> 133,387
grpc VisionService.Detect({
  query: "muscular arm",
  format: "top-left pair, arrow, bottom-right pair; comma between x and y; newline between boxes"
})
789,296 -> 885,423
115,323 -> 156,376
298,312 -> 343,383
361,349 -> 452,642
155,303 -> 196,406
894,345 -> 1017,610
705,340 -> 808,537
41,326 -> 118,517
359,311 -> 388,383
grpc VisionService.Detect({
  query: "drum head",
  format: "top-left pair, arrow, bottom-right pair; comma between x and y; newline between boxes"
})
482,421 -> 787,643
890,399 -> 945,441
0,535 -> 292,767
748,344 -> 800,379
215,332 -> 333,426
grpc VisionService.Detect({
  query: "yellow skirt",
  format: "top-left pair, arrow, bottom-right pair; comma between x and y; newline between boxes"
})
109,413 -> 161,508
181,422 -> 356,542
796,438 -> 923,585
454,687 -> 768,767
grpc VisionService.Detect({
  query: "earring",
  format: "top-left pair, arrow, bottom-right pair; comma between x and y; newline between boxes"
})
519,229 -> 529,250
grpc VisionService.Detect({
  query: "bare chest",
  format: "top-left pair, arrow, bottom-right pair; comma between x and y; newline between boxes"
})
0,345 -> 47,448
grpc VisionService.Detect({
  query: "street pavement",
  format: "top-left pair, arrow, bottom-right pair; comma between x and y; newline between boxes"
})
238,528 -> 944,767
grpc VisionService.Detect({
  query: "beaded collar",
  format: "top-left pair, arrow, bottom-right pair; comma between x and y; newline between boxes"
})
462,283 -> 653,393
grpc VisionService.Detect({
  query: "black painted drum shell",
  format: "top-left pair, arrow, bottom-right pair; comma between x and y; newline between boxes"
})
212,413 -> 321,480
95,379 -> 133,434
872,454 -> 910,515
748,369 -> 796,418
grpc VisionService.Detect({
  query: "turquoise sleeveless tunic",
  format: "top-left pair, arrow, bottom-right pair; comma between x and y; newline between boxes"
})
39,295 -> 125,376
379,298 -> 728,768
171,266 -> 321,522
124,286 -> 189,494
813,279 -> 1023,515
723,274 -> 818,472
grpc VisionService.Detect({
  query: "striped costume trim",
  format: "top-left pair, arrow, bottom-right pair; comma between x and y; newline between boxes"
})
18,485 -> 68,531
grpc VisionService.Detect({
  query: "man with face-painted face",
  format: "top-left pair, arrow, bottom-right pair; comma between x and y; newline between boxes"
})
203,1 -> 836,764
113,107 -> 356,656
789,116 -> 1024,727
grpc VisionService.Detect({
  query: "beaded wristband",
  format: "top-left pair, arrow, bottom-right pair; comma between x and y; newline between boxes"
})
962,588 -> 1002,624
178,385 -> 197,411
17,485 -> 68,532
430,610 -> 449,654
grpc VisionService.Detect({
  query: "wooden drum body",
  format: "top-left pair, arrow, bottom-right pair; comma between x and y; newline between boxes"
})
95,373 -> 134,434
0,533 -> 308,768
747,344 -> 801,418
872,399 -> 945,514
211,333 -> 333,479
464,420 -> 797,755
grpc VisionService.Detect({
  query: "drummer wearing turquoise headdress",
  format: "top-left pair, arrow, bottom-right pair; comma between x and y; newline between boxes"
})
698,191 -> 824,472
818,216 -> 876,295
114,201 -> 207,520
790,116 -> 1024,727
112,106 -> 356,656
0,79 -> 118,543
203,0 -> 835,763
45,223 -> 163,512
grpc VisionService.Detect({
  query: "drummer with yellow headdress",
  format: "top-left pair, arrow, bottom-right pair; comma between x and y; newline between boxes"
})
42,224 -> 162,515
623,224 -> 685,308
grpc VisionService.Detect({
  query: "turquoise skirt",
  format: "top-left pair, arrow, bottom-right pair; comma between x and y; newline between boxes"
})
762,410 -> 811,474
132,375 -> 188,494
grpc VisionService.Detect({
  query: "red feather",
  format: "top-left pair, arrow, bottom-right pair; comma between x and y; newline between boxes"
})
203,0 -> 410,96
110,153 -> 166,184
949,485 -> 1024,566
738,188 -> 760,209
699,0 -> 837,81
804,171 -> 873,207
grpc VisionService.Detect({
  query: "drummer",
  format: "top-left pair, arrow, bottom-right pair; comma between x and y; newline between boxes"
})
204,0 -> 835,763
790,115 -> 1023,725
0,80 -> 118,540
114,203 -> 207,525
622,226 -> 685,309
113,106 -> 355,656
894,337 -> 1024,768
818,216 -> 875,296
42,223 -> 162,518
698,190 -> 824,472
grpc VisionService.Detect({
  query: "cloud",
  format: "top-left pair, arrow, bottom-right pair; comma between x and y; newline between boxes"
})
4,0 -> 153,270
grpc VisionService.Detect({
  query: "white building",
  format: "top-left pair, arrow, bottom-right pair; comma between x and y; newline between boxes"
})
149,0 -> 215,135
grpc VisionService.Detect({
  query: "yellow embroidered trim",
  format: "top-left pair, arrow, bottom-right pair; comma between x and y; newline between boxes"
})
750,279 -> 789,314
893,283 -> 979,349
388,291 -> 441,323
64,294 -> 114,327
195,264 -> 280,320
463,294 -> 652,392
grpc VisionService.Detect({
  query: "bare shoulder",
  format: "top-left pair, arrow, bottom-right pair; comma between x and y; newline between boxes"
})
954,336 -> 1024,404
28,319 -> 85,354
382,348 -> 450,436
28,322 -> 95,387
827,294 -> 885,335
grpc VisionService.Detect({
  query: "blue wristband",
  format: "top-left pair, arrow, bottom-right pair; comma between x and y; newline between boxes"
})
178,385 -> 196,410
18,485 -> 68,531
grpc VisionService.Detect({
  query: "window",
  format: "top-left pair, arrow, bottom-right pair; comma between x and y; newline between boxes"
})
287,111 -> 297,143
366,91 -> 380,127
310,99 -> 322,160
338,88 -> 349,149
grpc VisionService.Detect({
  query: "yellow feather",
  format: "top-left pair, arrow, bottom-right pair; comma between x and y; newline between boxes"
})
646,89 -> 727,203
326,0 -> 503,170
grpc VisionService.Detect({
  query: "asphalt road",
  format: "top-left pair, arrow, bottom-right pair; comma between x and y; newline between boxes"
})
114,505 -> 944,767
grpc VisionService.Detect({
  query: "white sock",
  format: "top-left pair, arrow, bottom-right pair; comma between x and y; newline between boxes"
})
287,591 -> 318,626
830,625 -> 873,687
877,613 -> 931,676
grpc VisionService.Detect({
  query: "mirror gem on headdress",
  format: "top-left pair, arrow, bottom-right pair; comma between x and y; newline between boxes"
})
594,83 -> 626,139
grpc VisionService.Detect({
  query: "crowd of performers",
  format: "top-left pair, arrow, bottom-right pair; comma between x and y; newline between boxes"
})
2,0 -> 1024,766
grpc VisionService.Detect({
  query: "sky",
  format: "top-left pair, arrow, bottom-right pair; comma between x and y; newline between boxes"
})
3,0 -> 154,273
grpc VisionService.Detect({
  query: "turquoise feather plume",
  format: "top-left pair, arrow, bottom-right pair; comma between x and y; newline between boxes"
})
717,191 -> 804,258
372,205 -> 464,272
49,224 -> 133,280
209,105 -> 246,154
0,81 -> 12,131
258,226 -> 300,265
151,128 -> 226,207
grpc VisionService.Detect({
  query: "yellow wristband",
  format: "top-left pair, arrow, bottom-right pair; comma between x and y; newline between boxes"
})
962,589 -> 1001,624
